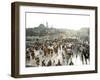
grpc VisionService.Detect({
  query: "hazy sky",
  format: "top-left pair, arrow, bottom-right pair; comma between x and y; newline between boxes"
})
26,12 -> 90,30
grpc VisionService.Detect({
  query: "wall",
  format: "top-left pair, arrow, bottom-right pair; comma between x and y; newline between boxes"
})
0,0 -> 99,80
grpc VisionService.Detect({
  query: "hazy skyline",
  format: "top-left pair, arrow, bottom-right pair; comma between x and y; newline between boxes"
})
26,12 -> 90,30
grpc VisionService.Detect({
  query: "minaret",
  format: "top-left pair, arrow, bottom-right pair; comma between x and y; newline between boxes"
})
46,21 -> 48,28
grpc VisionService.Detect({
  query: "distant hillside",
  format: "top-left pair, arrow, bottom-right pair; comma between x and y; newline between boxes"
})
26,23 -> 89,41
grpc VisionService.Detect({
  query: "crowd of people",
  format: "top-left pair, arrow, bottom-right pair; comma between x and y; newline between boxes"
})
26,38 -> 90,67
